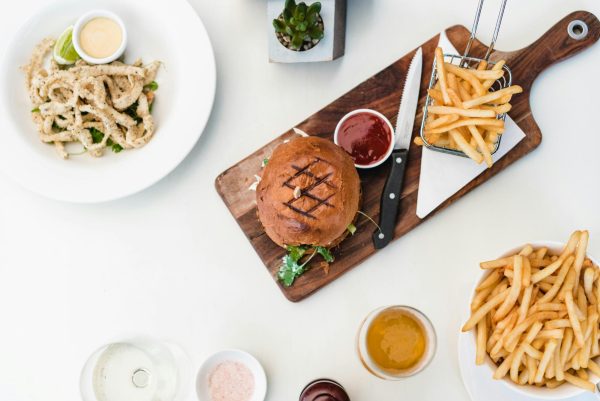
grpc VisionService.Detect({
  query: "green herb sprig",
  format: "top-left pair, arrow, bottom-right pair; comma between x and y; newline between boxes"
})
278,244 -> 334,287
315,246 -> 334,262
124,102 -> 143,123
89,127 -> 123,153
347,223 -> 356,235
144,81 -> 159,91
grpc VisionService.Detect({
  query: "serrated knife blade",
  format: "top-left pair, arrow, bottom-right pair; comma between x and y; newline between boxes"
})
394,47 -> 423,150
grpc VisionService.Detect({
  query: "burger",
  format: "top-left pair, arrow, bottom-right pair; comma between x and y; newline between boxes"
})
256,136 -> 361,286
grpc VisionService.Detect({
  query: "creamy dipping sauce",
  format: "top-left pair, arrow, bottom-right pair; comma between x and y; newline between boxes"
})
79,17 -> 123,59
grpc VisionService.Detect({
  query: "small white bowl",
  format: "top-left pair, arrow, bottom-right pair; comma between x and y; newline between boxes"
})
464,241 -> 600,400
73,9 -> 127,64
196,349 -> 267,401
333,109 -> 394,169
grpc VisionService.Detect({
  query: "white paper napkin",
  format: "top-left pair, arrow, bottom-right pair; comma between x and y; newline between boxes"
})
415,32 -> 526,219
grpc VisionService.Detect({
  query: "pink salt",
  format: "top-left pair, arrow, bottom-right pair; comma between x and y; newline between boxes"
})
208,360 -> 255,401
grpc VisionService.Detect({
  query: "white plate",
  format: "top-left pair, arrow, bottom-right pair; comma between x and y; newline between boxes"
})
196,349 -> 267,401
0,0 -> 216,202
458,241 -> 600,401
458,331 -> 599,401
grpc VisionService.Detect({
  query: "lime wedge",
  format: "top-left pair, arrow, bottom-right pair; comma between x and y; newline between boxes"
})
53,26 -> 80,65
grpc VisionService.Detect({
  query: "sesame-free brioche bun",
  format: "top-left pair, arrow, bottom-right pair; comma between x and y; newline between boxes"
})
256,136 -> 361,248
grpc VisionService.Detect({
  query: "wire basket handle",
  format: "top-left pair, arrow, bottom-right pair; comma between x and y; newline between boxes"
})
462,0 -> 508,63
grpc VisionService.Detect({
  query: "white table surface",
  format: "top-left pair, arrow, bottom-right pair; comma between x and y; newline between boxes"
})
1,1 -> 599,400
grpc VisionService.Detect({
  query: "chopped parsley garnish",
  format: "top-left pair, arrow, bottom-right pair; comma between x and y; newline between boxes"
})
144,81 -> 159,91
89,127 -> 104,144
90,128 -> 124,153
124,101 -> 143,123
31,107 -> 40,113
111,143 -> 124,153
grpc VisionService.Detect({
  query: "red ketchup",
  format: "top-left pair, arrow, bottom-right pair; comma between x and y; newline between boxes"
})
336,111 -> 392,167
299,379 -> 350,401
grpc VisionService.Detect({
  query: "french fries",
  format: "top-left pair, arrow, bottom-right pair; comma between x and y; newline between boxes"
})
416,47 -> 523,168
463,230 -> 600,392
426,106 -> 496,118
435,47 -> 451,105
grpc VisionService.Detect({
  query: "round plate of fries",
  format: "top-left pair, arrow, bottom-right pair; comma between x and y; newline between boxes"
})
459,231 -> 600,400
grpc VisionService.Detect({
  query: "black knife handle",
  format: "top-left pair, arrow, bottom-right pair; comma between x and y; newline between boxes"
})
372,149 -> 408,249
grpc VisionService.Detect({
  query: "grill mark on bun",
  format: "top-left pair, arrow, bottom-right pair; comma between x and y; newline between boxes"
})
304,193 -> 335,214
282,158 -> 337,219
256,136 -> 361,248
282,159 -> 320,186
283,202 -> 317,219
288,158 -> 337,189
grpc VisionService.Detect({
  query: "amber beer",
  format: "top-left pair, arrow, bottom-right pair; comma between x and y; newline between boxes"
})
357,306 -> 437,379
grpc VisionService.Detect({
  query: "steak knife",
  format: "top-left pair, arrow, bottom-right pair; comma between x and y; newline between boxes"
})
372,47 -> 423,249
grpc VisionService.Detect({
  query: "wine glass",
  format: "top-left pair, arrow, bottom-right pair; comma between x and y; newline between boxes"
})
80,338 -> 191,401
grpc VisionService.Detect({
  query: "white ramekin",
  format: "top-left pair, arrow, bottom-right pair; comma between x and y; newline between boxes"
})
333,109 -> 395,169
73,9 -> 127,65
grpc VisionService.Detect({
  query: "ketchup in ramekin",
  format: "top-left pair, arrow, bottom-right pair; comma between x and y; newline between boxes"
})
334,109 -> 394,169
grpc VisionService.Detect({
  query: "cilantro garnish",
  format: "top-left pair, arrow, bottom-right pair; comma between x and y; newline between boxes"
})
288,245 -> 308,262
315,246 -> 334,263
276,214 -> 376,287
277,245 -> 335,287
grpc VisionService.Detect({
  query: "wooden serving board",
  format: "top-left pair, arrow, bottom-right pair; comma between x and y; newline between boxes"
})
216,11 -> 600,302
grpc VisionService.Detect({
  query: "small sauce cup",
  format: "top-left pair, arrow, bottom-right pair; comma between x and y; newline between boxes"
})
334,109 -> 394,169
73,10 -> 127,64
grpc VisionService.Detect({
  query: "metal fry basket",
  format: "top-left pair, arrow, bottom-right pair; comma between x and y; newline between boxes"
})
420,0 -> 511,158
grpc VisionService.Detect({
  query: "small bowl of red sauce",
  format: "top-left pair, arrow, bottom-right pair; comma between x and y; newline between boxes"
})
334,109 -> 394,169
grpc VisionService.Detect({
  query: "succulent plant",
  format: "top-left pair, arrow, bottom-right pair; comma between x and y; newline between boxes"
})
273,0 -> 324,50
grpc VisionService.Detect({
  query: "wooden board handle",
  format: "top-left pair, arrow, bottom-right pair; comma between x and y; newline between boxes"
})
501,11 -> 600,90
